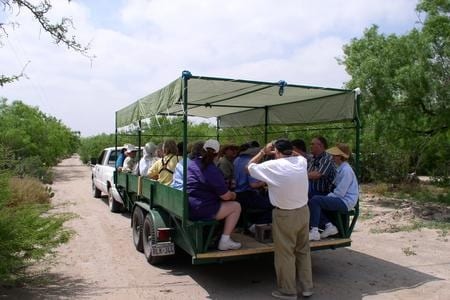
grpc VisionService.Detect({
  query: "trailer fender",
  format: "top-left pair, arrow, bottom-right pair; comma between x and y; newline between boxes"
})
134,201 -> 151,214
147,207 -> 170,232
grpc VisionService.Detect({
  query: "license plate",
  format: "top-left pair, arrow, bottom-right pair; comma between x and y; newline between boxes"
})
151,242 -> 175,256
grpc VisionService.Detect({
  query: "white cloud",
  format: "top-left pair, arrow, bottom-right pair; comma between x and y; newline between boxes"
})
0,0 -> 418,136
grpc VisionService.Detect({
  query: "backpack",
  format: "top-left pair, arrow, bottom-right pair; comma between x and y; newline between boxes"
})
158,155 -> 178,175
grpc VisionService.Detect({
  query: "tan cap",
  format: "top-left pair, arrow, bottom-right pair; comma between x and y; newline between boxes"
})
326,146 -> 349,159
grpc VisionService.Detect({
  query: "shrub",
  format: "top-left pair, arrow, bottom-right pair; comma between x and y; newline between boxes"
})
14,156 -> 54,184
7,177 -> 53,207
0,174 -> 73,285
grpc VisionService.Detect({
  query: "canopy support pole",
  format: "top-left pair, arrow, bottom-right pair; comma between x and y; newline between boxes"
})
264,106 -> 269,144
182,71 -> 192,226
114,112 -> 118,183
354,89 -> 362,181
216,118 -> 220,141
137,120 -> 142,169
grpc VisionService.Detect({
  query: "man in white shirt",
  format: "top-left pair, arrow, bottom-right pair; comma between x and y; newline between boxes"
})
247,139 -> 313,299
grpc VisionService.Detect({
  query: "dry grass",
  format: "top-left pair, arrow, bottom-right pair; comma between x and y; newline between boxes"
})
362,182 -> 450,205
7,177 -> 51,207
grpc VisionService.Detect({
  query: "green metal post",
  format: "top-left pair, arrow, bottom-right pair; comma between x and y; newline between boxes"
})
216,118 -> 220,141
114,112 -> 118,184
355,90 -> 362,181
182,71 -> 191,226
264,106 -> 269,144
137,120 -> 142,166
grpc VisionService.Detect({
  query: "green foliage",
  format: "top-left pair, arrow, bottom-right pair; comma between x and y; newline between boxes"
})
0,172 -> 73,284
78,133 -> 116,164
14,156 -> 54,184
340,0 -> 450,181
0,99 -> 79,169
79,117 -> 218,164
0,101 -> 76,284
140,116 -> 216,142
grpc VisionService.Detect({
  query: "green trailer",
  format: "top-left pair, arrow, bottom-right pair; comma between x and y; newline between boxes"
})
114,71 -> 361,265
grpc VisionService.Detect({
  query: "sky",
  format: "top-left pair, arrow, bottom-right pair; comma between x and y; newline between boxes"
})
0,0 -> 420,136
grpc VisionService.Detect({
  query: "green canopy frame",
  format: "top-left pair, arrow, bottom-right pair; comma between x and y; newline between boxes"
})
115,71 -> 362,224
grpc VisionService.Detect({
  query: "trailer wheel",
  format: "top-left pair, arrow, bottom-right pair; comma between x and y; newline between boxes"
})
143,215 -> 163,265
92,181 -> 101,198
132,207 -> 144,252
108,187 -> 122,213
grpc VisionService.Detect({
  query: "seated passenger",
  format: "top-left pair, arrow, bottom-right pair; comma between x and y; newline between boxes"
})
234,142 -> 273,226
292,139 -> 309,158
115,145 -> 127,169
217,144 -> 239,189
122,144 -> 138,173
156,143 -> 163,158
138,142 -> 158,176
187,139 -> 242,251
308,143 -> 359,241
148,139 -> 180,185
308,136 -> 336,198
171,141 -> 204,190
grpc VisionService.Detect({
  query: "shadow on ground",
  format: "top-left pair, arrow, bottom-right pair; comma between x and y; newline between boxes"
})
1,248 -> 440,300
155,247 -> 441,299
0,273 -> 96,299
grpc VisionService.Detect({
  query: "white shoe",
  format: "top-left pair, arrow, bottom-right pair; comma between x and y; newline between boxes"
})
218,238 -> 242,251
271,290 -> 297,300
302,290 -> 313,297
248,224 -> 256,235
320,225 -> 338,238
309,230 -> 320,241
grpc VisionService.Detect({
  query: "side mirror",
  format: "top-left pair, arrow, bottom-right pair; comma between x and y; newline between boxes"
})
90,157 -> 97,165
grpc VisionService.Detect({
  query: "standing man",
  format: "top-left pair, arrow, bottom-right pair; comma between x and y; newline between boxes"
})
308,136 -> 336,198
248,139 -> 313,299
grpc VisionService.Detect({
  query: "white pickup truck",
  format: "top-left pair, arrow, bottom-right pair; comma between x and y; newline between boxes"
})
91,147 -> 125,212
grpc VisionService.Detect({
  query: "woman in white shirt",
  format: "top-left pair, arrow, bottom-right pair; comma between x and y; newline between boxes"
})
138,142 -> 158,176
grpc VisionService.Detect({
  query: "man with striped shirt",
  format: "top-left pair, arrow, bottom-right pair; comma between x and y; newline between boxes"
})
307,136 -> 336,198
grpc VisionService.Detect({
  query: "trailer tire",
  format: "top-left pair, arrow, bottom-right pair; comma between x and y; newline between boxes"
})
132,207 -> 144,252
108,187 -> 122,213
92,181 -> 101,198
143,215 -> 163,265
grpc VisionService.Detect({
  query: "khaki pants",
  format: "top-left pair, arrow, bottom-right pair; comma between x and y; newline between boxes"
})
272,205 -> 313,294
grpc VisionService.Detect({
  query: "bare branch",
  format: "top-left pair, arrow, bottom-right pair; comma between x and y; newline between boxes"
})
0,60 -> 30,86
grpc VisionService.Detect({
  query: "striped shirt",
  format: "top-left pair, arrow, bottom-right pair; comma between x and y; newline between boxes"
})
308,152 -> 336,194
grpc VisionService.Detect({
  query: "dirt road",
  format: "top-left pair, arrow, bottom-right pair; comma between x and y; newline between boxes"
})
1,156 -> 449,299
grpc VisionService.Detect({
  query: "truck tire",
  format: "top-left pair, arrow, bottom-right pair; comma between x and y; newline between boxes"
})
108,187 -> 122,213
132,207 -> 144,252
92,181 -> 101,198
143,215 -> 163,265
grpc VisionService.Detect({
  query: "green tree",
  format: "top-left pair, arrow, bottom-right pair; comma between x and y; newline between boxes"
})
0,0 -> 90,86
340,0 -> 449,181
0,99 -> 79,174
0,165 -> 72,284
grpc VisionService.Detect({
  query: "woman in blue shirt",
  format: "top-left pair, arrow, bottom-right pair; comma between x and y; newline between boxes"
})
171,141 -> 204,190
308,143 -> 359,241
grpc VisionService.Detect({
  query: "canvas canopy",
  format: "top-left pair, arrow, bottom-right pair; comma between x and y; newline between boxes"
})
115,75 -> 357,129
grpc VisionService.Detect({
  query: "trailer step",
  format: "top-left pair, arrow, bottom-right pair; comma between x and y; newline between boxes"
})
195,233 -> 351,260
